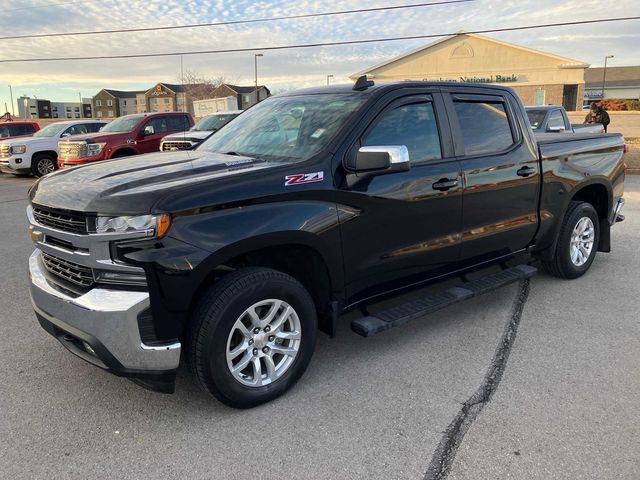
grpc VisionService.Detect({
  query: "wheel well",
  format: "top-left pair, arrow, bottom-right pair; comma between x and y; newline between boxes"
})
111,148 -> 137,158
571,183 -> 609,220
33,150 -> 58,161
186,244 -> 334,338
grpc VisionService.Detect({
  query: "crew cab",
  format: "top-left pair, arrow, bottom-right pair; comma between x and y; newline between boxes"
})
0,120 -> 106,176
57,112 -> 193,168
159,111 -> 242,151
526,105 -> 604,134
27,81 -> 625,408
0,120 -> 40,140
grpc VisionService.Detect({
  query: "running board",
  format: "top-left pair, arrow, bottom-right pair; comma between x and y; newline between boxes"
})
351,264 -> 537,337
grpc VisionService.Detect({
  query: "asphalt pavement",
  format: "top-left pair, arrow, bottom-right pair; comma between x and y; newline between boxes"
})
0,174 -> 638,480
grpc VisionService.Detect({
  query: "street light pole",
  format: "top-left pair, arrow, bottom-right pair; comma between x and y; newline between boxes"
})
254,53 -> 263,105
326,74 -> 334,86
9,85 -> 15,116
601,55 -> 614,101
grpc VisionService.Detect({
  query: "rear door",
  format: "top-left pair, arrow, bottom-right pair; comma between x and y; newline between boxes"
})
443,90 -> 539,262
338,91 -> 463,303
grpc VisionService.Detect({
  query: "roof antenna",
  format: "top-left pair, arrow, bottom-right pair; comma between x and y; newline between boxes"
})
352,75 -> 374,91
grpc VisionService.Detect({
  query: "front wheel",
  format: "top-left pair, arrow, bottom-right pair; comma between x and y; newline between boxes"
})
188,267 -> 317,408
31,154 -> 57,177
542,201 -> 600,279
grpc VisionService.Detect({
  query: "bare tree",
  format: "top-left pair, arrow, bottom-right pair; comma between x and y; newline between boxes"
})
179,70 -> 226,101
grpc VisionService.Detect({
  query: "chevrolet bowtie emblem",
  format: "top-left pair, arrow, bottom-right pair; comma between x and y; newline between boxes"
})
29,226 -> 43,243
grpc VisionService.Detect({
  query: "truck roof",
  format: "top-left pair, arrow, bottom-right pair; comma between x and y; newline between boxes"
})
524,105 -> 562,110
279,81 -> 518,97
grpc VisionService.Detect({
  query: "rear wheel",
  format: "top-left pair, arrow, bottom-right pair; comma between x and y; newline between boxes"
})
188,267 -> 317,408
542,201 -> 600,279
31,154 -> 56,177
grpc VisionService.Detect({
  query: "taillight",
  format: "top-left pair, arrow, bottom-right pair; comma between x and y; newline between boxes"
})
623,144 -> 629,154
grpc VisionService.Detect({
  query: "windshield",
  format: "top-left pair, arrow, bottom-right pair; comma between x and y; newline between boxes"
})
199,94 -> 367,162
33,122 -> 69,137
193,114 -> 239,131
100,115 -> 143,133
526,109 -> 547,130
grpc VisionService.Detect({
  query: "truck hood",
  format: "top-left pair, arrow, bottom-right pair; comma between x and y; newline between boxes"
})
0,136 -> 53,148
60,131 -> 132,143
29,150 -> 277,214
162,130 -> 212,142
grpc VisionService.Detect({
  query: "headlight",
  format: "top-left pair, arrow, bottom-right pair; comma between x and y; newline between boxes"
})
95,214 -> 171,237
87,142 -> 106,156
11,145 -> 27,154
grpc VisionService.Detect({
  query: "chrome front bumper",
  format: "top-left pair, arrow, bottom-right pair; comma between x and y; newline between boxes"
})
29,250 -> 181,373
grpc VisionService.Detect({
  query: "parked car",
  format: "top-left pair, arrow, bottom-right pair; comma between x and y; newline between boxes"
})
159,111 -> 242,151
526,105 -> 604,134
57,112 -> 193,168
0,120 -> 106,176
0,120 -> 40,140
27,80 -> 625,408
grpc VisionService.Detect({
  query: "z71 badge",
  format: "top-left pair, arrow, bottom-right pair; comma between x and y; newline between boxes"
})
284,171 -> 324,186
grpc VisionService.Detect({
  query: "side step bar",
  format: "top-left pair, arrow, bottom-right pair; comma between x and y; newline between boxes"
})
351,264 -> 537,337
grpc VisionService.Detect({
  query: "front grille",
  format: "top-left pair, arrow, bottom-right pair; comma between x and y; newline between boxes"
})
33,207 -> 88,234
161,141 -> 193,151
58,142 -> 87,161
0,144 -> 10,158
41,252 -> 94,288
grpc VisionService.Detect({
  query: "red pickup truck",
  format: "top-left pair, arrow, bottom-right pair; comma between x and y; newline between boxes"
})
0,121 -> 40,140
57,112 -> 193,168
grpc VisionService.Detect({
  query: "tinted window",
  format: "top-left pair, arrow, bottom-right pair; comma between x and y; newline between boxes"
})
453,101 -> 514,156
166,115 -> 190,132
526,109 -> 546,130
146,116 -> 169,134
64,124 -> 89,136
84,123 -> 104,133
363,102 -> 442,163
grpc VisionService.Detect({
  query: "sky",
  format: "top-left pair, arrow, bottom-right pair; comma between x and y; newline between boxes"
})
1,0 -> 639,114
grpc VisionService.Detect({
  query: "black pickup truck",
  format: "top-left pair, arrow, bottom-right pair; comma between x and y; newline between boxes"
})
27,80 -> 626,408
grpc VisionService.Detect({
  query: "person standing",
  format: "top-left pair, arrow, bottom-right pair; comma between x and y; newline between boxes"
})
584,102 -> 611,132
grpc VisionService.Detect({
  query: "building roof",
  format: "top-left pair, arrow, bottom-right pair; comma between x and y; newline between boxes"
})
351,32 -> 589,79
584,66 -> 640,88
102,89 -> 139,98
224,84 -> 269,94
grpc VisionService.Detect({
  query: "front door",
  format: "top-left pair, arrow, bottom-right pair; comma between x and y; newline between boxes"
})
136,116 -> 170,153
443,91 -> 539,263
338,92 -> 463,304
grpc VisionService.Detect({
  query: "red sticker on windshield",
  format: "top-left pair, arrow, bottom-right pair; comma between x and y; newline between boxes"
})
285,172 -> 324,186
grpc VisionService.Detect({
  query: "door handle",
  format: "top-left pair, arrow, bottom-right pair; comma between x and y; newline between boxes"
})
517,166 -> 536,177
432,178 -> 458,191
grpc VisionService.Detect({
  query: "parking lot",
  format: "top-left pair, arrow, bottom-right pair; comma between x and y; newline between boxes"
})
1,173 -> 638,479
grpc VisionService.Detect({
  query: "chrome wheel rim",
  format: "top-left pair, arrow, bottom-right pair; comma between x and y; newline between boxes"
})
37,158 -> 55,176
570,217 -> 595,267
226,299 -> 302,387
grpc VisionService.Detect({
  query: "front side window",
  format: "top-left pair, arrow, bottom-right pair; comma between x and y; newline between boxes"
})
362,102 -> 442,164
199,93 -> 366,163
145,116 -> 169,134
64,124 -> 89,136
453,100 -> 514,156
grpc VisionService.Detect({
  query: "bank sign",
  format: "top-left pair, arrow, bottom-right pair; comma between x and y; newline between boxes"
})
425,74 -> 519,83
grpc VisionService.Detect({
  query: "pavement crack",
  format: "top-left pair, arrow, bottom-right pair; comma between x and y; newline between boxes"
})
423,279 -> 531,480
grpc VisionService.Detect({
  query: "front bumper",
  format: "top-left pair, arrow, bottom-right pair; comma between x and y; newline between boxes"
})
29,250 -> 181,392
0,155 -> 30,173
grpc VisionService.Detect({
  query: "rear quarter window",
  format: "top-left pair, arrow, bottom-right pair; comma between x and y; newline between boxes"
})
453,101 -> 514,156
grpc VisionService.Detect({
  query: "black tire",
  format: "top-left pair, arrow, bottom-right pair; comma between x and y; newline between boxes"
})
541,201 -> 600,279
31,154 -> 57,177
187,267 -> 317,408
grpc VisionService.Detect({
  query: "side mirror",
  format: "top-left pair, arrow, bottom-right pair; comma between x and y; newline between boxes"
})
60,132 -> 70,138
547,125 -> 565,133
351,146 -> 410,174
142,125 -> 155,136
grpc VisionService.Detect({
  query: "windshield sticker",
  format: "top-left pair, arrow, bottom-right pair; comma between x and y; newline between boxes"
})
285,172 -> 324,186
310,128 -> 326,139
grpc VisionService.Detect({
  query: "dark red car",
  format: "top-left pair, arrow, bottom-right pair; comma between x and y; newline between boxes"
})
57,112 -> 193,168
0,121 -> 40,140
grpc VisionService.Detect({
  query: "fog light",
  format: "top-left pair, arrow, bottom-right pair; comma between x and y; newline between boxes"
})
94,269 -> 147,286
15,158 -> 22,164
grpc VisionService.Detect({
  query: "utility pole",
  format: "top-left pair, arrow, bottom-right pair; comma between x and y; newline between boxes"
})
601,55 -> 614,101
180,54 -> 184,113
9,85 -> 15,115
254,53 -> 263,105
326,74 -> 334,85
79,92 -> 82,118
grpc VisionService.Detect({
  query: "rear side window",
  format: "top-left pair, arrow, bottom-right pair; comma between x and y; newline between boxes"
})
85,123 -> 104,133
166,115 -> 190,132
453,101 -> 514,156
547,110 -> 565,130
363,102 -> 442,164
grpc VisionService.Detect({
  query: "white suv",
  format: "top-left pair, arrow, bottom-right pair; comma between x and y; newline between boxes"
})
0,120 -> 107,177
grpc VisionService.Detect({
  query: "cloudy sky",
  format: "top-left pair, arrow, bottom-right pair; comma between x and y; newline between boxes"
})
1,0 -> 639,113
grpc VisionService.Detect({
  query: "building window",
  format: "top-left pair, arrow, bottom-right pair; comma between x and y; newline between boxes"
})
243,95 -> 250,104
164,98 -> 170,104
123,100 -> 127,106
96,111 -> 102,118
75,113 -> 80,118
96,100 -> 102,107
66,113 -> 72,118
108,110 -> 114,117
43,106 -> 49,110
74,107 -> 80,112
107,99 -> 113,107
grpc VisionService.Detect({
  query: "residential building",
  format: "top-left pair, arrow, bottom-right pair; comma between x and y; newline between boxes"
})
208,84 -> 271,111
92,89 -> 139,118
17,96 -> 51,119
350,33 -> 590,111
